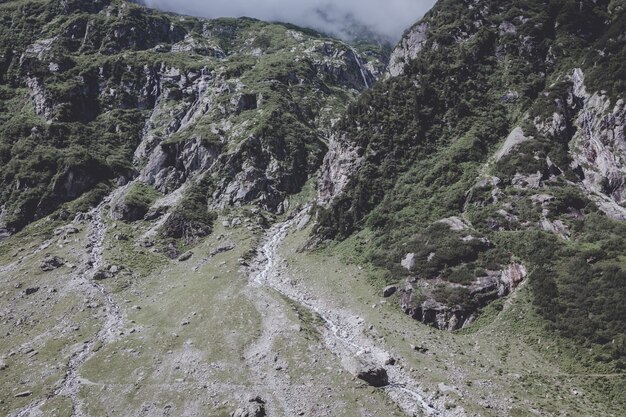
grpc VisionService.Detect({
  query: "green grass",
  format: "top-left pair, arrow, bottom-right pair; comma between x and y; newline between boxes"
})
281,222 -> 626,415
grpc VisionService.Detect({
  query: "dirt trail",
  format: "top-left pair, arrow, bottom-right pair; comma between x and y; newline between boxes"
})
247,207 -> 452,417
9,197 -> 125,417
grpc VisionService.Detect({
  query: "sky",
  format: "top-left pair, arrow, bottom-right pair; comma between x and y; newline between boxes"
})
141,0 -> 438,42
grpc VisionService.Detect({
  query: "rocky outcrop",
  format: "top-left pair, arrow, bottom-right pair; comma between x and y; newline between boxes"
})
498,264 -> 527,296
387,23 -> 429,78
317,134 -> 363,206
40,256 -> 65,271
307,41 -> 379,91
401,253 -> 416,271
402,296 -> 472,331
342,356 -> 389,387
231,397 -> 266,417
148,139 -> 221,194
400,263 -> 527,331
569,69 -> 626,218
495,127 -> 531,161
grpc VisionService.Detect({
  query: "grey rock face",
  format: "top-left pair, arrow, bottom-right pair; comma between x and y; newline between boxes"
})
568,69 -> 626,217
495,127 -> 531,161
317,134 -> 364,206
210,242 -> 235,256
387,23 -> 429,78
142,139 -> 221,195
498,263 -> 527,297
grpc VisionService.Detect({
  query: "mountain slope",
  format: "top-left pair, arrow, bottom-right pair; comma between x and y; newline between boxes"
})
1,0 -> 626,416
316,0 -> 626,366
0,0 -> 385,240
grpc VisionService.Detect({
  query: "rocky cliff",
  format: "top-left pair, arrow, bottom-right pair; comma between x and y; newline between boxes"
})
0,0 -> 386,237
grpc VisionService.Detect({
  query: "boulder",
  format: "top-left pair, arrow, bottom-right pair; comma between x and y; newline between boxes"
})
163,243 -> 179,259
112,202 -> 148,222
210,242 -> 235,256
401,253 -> 416,271
40,256 -> 65,271
24,287 -> 39,296
342,356 -> 389,387
54,225 -> 79,236
231,396 -> 266,417
178,251 -> 193,262
436,216 -> 468,231
382,285 -> 397,298
410,344 -> 429,353
93,269 -> 112,280
144,206 -> 168,221
140,238 -> 154,248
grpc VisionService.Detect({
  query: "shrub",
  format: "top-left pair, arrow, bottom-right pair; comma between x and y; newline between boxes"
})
121,183 -> 160,221
161,176 -> 216,243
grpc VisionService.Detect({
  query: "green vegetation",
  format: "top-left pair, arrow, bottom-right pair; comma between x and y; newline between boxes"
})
160,176 -> 217,243
121,182 -> 160,221
316,0 -> 626,366
0,0 -> 378,233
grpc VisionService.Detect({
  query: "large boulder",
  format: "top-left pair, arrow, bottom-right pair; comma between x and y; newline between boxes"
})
342,356 -> 389,387
382,285 -> 398,297
231,396 -> 266,417
40,256 -> 65,271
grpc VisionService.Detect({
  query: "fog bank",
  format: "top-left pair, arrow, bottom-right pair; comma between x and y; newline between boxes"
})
142,0 -> 437,42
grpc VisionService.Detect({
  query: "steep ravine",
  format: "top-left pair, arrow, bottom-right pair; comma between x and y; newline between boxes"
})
246,207 -> 454,417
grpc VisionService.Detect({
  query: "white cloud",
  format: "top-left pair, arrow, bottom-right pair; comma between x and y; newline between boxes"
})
141,0 -> 437,41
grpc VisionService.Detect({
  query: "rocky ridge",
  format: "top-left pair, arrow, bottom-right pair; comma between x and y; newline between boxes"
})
0,0 -> 386,237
